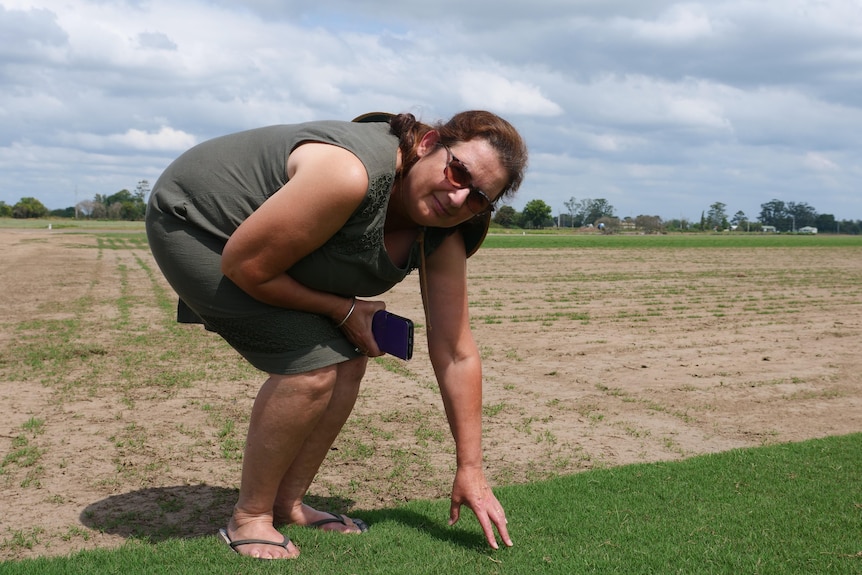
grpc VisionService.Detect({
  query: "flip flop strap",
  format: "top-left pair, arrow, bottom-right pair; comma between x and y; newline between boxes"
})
228,537 -> 289,549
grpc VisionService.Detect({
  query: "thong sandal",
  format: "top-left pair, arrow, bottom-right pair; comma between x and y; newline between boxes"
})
218,527 -> 293,558
308,512 -> 369,533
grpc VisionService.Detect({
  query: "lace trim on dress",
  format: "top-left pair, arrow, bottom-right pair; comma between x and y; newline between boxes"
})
328,172 -> 393,256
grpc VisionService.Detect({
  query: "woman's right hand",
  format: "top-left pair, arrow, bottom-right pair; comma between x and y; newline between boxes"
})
336,297 -> 386,356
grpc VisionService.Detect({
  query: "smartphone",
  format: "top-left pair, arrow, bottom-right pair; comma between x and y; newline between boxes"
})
372,310 -> 414,360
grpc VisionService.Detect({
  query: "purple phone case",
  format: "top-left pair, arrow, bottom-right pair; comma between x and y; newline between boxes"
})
372,311 -> 414,360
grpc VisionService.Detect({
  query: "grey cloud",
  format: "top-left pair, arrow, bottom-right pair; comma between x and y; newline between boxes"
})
0,6 -> 68,60
137,31 -> 178,51
1,0 -> 860,221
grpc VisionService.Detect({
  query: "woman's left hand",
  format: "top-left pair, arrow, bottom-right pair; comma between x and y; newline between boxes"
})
448,465 -> 513,549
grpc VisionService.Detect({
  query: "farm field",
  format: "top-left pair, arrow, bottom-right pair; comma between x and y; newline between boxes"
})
1,227 -> 860,560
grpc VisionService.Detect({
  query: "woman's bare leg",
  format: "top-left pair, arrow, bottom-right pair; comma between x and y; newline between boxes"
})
225,364 -> 340,559
273,356 -> 367,532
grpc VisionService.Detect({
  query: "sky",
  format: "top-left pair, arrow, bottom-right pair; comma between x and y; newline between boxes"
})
2,0 -> 861,222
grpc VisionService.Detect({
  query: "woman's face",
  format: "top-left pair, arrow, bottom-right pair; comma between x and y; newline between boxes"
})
403,132 -> 508,228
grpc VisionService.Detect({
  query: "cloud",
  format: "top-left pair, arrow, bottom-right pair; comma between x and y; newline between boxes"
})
803,152 -> 839,172
0,5 -> 67,60
615,4 -> 721,43
457,70 -> 564,116
59,127 -> 198,152
0,0 -> 860,221
136,31 -> 177,51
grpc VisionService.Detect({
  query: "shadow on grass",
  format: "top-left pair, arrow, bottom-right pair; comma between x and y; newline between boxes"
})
80,485 -> 237,542
356,507 -> 488,551
80,485 -> 484,550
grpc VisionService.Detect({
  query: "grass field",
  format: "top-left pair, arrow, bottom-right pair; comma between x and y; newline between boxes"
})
483,231 -> 862,249
3,435 -> 861,574
3,217 -> 860,247
1,221 -> 860,573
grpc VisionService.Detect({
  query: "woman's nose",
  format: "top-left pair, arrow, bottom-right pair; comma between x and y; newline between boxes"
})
448,187 -> 471,208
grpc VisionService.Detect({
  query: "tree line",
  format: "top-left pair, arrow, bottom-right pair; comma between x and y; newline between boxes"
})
0,181 -> 150,221
694,200 -> 856,234
496,197 -> 860,234
2,186 -> 860,235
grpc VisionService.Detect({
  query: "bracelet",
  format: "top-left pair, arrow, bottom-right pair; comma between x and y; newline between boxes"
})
335,297 -> 356,328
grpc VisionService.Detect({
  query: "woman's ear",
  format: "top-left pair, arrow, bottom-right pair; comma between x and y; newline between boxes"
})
416,129 -> 440,158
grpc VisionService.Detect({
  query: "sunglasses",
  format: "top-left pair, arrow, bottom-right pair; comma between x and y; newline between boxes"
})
439,144 -> 495,215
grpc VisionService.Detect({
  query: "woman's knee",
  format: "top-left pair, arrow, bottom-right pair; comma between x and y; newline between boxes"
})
268,365 -> 339,401
337,356 -> 367,388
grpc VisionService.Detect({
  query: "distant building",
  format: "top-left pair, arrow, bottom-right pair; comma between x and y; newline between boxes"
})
761,225 -> 777,233
799,226 -> 818,234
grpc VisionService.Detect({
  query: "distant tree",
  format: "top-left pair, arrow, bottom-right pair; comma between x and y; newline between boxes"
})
585,199 -> 615,224
90,192 -> 110,219
836,219 -> 861,234
815,213 -> 836,233
91,201 -> 108,219
135,180 -> 151,200
786,201 -> 817,230
634,215 -> 663,234
706,202 -> 727,230
731,210 -> 747,228
50,207 -> 76,218
563,197 -> 616,227
759,199 -> 818,232
665,218 -> 691,231
76,199 -> 95,218
12,197 -> 48,219
107,202 -> 124,219
493,205 -> 518,228
104,188 -> 146,220
759,199 -> 787,229
522,199 -> 553,229
563,197 -> 580,227
0,201 -> 12,218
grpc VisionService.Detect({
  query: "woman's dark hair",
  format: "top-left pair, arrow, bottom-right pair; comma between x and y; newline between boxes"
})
389,111 -> 528,199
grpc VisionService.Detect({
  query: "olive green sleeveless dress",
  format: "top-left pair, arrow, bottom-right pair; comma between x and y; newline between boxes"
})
145,120 -> 487,374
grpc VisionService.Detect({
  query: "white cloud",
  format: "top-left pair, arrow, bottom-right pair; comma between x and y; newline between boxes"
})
616,4 -> 721,43
457,71 -> 564,117
803,152 -> 839,172
112,127 -> 198,151
57,127 -> 197,152
0,0 -> 860,221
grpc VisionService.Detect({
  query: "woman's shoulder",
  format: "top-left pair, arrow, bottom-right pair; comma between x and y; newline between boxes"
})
295,121 -> 397,171
423,214 -> 492,261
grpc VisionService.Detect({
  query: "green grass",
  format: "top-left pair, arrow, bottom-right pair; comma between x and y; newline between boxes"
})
0,218 -> 145,231
4,218 -> 859,248
3,434 -> 859,574
483,232 -> 862,249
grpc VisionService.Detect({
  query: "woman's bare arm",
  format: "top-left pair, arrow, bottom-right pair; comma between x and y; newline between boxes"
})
220,143 -> 368,322
423,231 -> 513,549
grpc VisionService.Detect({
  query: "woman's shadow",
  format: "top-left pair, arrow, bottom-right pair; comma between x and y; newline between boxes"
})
80,485 -> 485,549
80,485 -> 353,542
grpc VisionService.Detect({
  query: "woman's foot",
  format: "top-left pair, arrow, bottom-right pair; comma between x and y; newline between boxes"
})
223,515 -> 300,559
275,503 -> 368,534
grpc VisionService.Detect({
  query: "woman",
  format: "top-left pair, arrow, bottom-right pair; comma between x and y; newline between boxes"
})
145,110 -> 528,560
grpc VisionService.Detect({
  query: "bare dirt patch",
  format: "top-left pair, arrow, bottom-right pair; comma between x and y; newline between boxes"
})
1,229 -> 860,560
